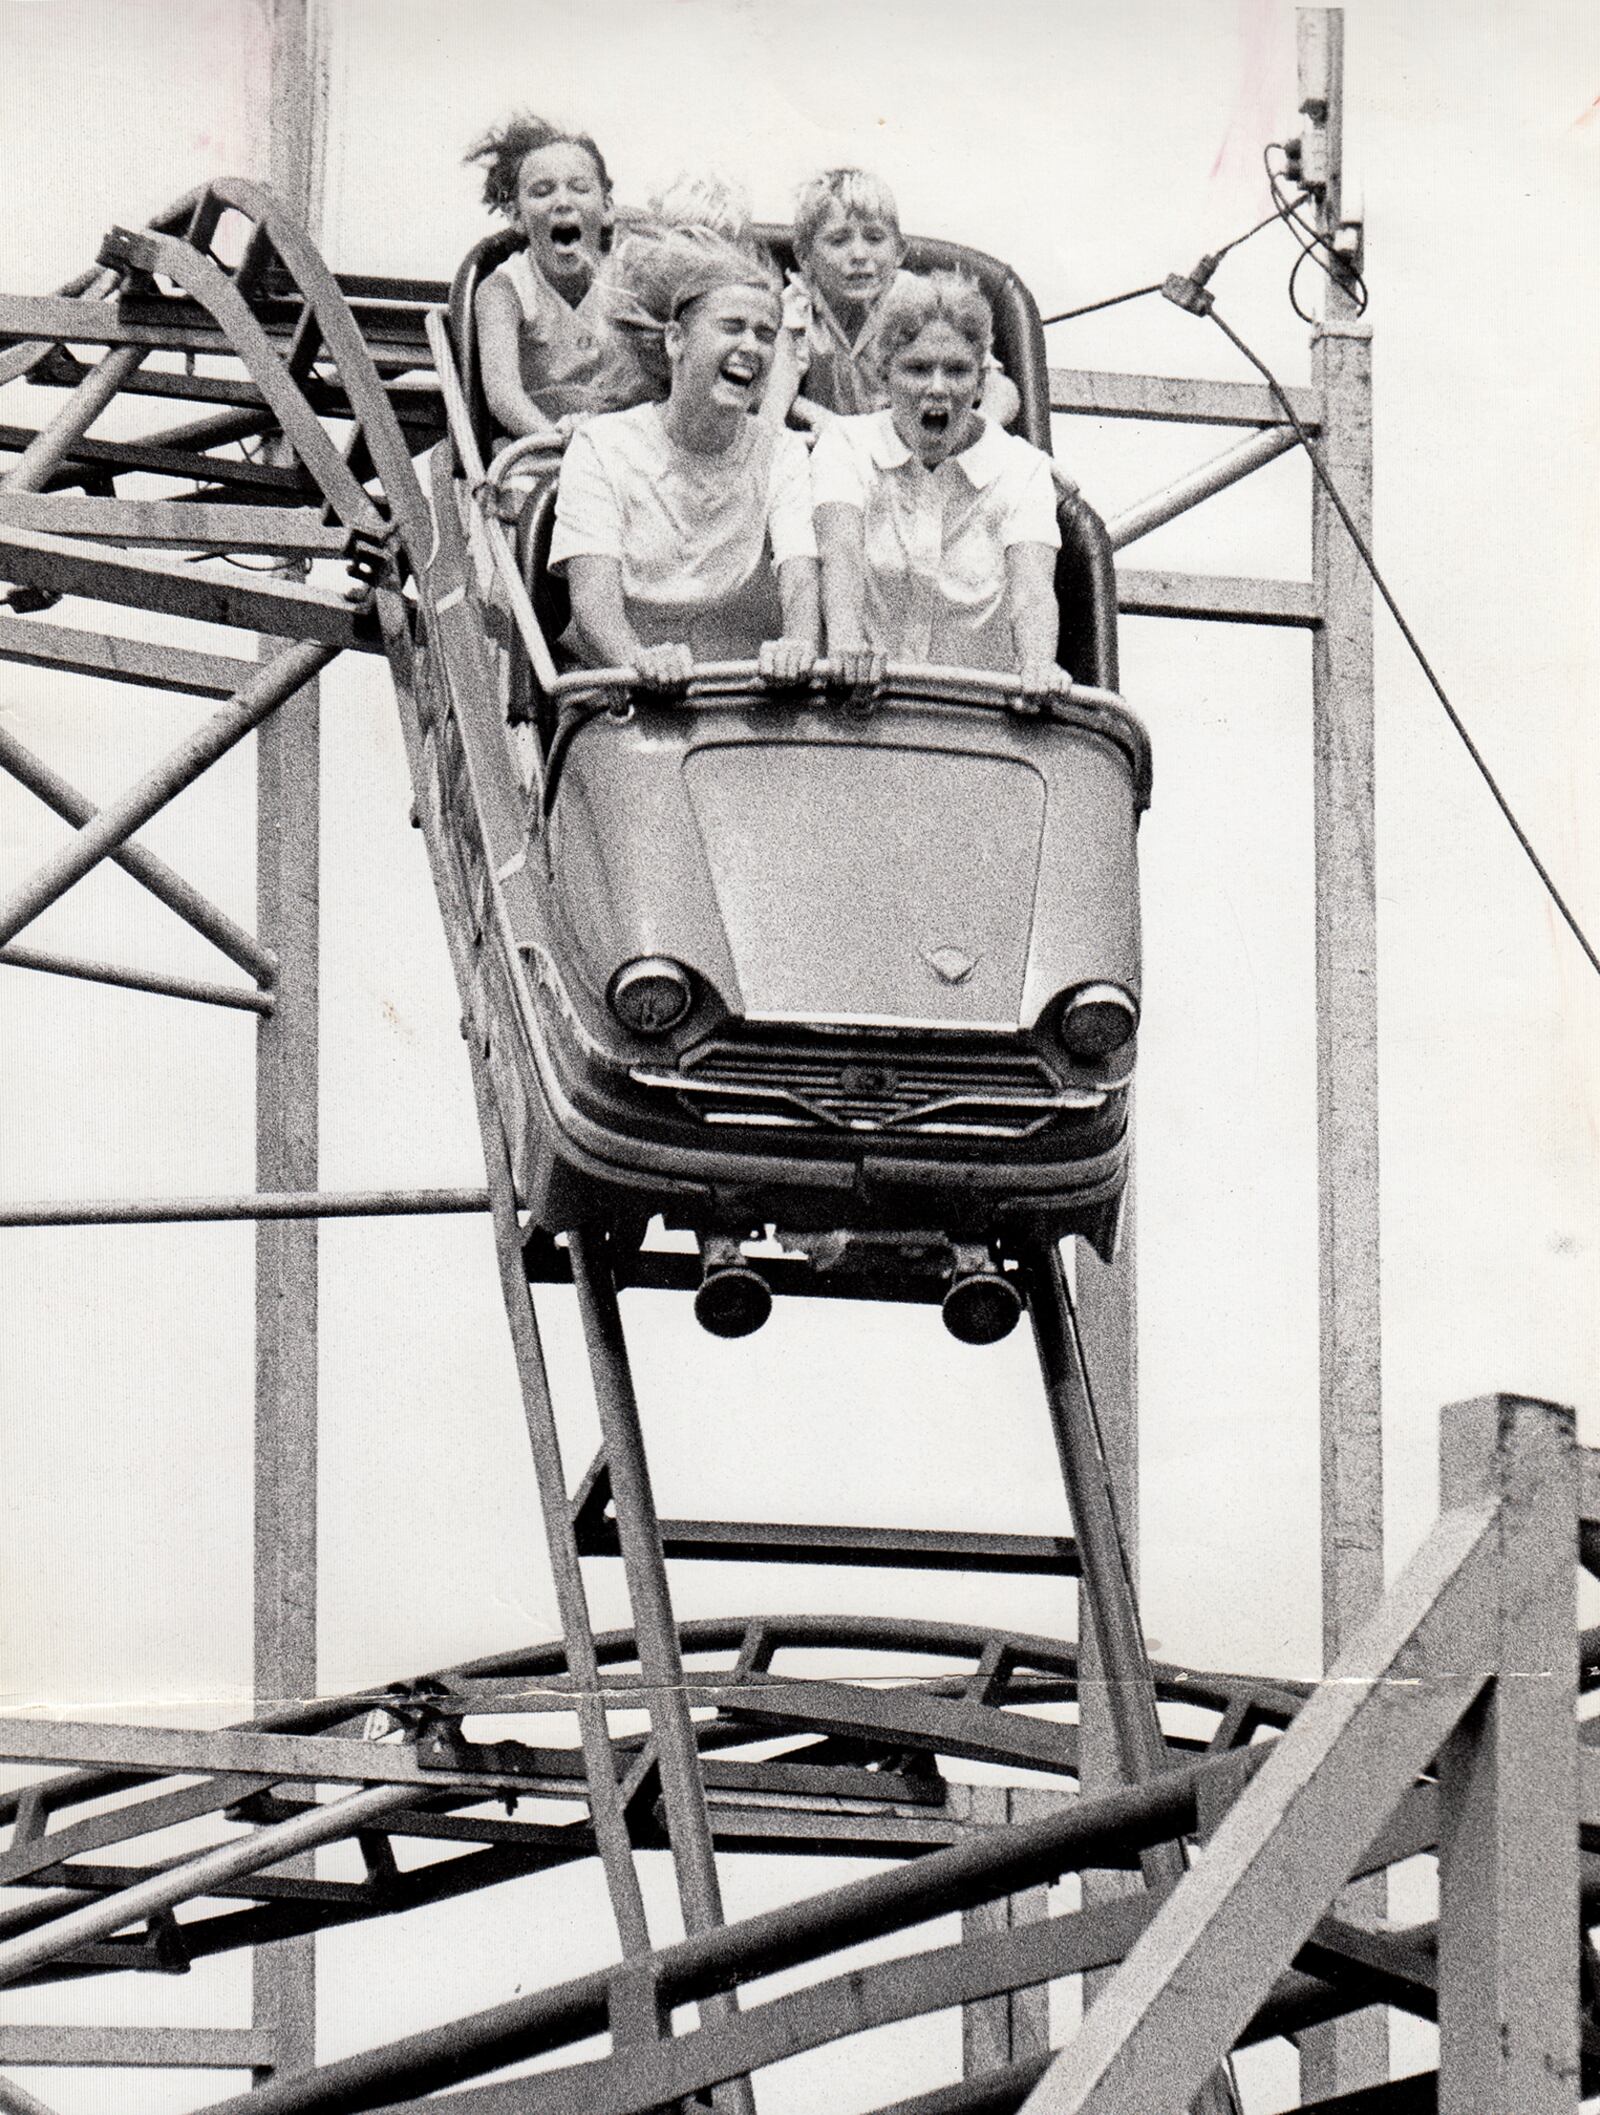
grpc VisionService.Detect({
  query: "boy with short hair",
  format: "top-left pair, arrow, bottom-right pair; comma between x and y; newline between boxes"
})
772,167 -> 1021,434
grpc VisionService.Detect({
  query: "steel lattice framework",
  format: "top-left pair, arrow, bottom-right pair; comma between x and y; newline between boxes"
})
0,15 -> 1589,2115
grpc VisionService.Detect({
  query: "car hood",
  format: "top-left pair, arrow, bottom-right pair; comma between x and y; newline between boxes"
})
683,740 -> 1046,1027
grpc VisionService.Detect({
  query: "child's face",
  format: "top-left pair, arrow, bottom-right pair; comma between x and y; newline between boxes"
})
803,203 -> 901,317
666,284 -> 781,417
514,142 -> 608,290
886,320 -> 983,466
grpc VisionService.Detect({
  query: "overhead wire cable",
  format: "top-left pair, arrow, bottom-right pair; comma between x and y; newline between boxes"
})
1038,195 -> 1305,330
1262,144 -> 1369,322
1181,281 -> 1599,982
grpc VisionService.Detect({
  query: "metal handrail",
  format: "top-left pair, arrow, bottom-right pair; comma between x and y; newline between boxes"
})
550,658 -> 1128,715
541,659 -> 1151,818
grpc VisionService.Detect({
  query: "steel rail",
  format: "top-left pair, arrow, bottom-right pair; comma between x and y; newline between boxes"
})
567,1231 -> 758,2115
195,1747 -> 1264,2115
0,719 -> 276,982
378,584 -> 651,1959
0,1783 -> 416,1989
0,636 -> 335,948
1023,1241 -> 1242,2115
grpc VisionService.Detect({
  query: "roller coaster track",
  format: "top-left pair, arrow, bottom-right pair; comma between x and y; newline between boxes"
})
1,183 -> 1595,2115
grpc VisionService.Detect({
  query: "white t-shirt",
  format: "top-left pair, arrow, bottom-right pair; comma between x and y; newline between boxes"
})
809,411 -> 1060,671
550,403 -> 818,661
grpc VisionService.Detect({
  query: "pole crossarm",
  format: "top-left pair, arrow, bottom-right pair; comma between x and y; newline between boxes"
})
0,636 -> 335,949
1116,568 -> 1321,628
1050,366 -> 1320,430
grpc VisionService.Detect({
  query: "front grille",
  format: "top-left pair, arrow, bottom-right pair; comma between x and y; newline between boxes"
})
631,1038 -> 1105,1140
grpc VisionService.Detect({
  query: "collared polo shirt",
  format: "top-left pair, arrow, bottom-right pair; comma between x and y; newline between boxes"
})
809,411 -> 1060,671
481,249 -> 653,422
550,402 -> 818,660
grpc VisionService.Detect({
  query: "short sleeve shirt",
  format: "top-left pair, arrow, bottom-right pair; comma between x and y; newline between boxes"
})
481,249 -> 654,421
550,403 -> 818,660
809,411 -> 1060,671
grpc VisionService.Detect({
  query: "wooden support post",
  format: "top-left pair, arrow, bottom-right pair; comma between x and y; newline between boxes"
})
1435,1395 -> 1579,2114
252,637 -> 320,2085
253,0 -> 328,2083
1298,7 -> 1386,2098
962,1788 -> 1052,2073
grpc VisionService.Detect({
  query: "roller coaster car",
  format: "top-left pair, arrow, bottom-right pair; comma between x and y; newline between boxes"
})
423,225 -> 1148,1333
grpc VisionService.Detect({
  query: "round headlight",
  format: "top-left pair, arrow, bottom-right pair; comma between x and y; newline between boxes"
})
1057,982 -> 1138,1063
609,957 -> 693,1035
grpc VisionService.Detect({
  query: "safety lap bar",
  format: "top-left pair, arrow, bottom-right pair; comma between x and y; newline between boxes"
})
550,661 -> 1128,715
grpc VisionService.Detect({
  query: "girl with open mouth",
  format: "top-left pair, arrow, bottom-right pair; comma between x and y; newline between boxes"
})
467,112 -> 655,447
811,270 -> 1075,702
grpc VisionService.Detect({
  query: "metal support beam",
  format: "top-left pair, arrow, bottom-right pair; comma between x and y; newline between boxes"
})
1106,427 -> 1301,550
1073,1185 -> 1142,2003
0,718 -> 276,980
0,1187 -> 488,1229
0,637 -> 335,947
1023,1243 -> 1237,2115
0,1785 -> 413,1988
962,1788 -> 1051,2075
568,1233 -> 757,2115
254,10 -> 331,2072
1435,1396 -> 1579,2113
253,635 -> 322,2083
0,941 -> 272,1012
1,344 -> 144,495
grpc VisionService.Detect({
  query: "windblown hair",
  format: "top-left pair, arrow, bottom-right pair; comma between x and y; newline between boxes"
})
646,171 -> 754,243
793,167 -> 903,258
873,268 -> 994,371
606,225 -> 782,386
464,112 -> 612,218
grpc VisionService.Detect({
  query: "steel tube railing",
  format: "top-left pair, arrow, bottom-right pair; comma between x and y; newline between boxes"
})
549,660 -> 1128,715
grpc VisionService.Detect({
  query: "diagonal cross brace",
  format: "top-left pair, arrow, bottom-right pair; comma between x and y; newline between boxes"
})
1019,1495 -> 1501,2114
0,719 -> 274,979
0,637 -> 335,950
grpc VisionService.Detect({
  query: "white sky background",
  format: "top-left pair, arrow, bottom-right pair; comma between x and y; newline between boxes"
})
0,2 -> 1597,2108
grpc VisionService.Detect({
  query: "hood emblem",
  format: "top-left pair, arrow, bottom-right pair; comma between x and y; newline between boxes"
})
922,944 -> 977,986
